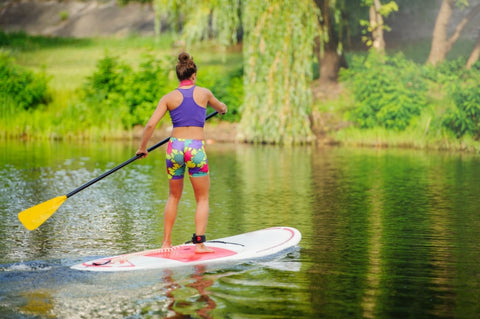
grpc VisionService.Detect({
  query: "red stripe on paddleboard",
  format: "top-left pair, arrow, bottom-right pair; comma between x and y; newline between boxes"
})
144,246 -> 237,263
255,227 -> 296,253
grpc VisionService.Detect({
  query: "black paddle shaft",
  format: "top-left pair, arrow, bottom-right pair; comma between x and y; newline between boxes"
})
66,111 -> 218,198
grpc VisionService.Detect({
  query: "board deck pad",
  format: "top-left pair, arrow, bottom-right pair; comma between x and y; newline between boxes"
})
144,246 -> 238,262
71,227 -> 301,272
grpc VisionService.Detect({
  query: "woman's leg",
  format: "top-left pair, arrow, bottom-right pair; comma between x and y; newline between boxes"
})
190,175 -> 214,253
162,178 -> 184,249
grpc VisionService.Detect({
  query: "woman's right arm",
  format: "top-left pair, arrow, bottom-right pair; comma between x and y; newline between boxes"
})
136,96 -> 168,157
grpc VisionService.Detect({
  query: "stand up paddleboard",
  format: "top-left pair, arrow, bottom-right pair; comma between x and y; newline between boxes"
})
71,227 -> 301,272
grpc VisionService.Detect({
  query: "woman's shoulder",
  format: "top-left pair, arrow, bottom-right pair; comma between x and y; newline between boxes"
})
194,86 -> 213,96
164,89 -> 183,100
162,89 -> 183,108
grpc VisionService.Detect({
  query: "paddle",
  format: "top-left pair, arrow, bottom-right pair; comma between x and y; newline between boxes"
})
18,111 -> 219,231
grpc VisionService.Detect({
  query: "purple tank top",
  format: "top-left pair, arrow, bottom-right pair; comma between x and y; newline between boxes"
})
170,86 -> 207,128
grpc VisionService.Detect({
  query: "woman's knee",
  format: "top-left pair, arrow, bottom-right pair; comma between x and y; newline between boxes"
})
168,179 -> 184,200
190,177 -> 210,202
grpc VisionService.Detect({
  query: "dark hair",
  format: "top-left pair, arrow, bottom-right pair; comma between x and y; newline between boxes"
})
176,52 -> 197,81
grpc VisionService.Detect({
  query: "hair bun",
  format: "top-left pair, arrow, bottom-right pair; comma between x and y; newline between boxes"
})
178,52 -> 191,64
176,52 -> 197,81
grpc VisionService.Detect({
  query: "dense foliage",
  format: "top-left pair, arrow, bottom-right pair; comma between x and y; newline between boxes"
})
439,61 -> 480,139
341,52 -> 428,130
0,50 -> 50,111
80,52 -> 170,128
341,52 -> 480,141
444,85 -> 480,139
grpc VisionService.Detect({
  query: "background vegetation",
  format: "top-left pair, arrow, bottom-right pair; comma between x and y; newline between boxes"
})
0,31 -> 242,139
1,0 -> 480,151
331,52 -> 480,151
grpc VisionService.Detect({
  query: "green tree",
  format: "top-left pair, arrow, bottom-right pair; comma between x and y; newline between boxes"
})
240,0 -> 320,143
361,0 -> 398,53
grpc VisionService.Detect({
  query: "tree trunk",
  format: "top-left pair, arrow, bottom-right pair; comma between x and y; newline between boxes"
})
314,0 -> 346,85
319,50 -> 347,83
370,0 -> 386,53
427,1 -> 480,66
466,32 -> 480,69
427,0 -> 453,65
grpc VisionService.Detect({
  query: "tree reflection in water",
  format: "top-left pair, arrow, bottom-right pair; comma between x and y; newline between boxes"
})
165,265 -> 216,319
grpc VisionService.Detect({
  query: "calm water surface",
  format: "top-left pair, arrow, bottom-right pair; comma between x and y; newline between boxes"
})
1,140 -> 479,318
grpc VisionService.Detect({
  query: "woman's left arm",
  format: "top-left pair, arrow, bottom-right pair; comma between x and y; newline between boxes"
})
206,89 -> 228,114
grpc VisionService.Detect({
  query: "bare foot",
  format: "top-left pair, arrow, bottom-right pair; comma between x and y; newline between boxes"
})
195,243 -> 214,254
161,241 -> 172,250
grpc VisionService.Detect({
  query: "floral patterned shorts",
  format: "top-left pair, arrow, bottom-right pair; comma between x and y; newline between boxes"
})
166,138 -> 209,180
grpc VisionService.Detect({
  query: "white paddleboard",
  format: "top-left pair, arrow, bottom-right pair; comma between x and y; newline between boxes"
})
71,227 -> 301,272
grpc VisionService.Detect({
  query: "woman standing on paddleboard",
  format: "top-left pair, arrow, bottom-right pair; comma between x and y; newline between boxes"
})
136,52 -> 227,253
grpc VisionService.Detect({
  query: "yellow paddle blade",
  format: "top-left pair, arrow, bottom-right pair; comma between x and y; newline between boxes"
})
18,195 -> 67,231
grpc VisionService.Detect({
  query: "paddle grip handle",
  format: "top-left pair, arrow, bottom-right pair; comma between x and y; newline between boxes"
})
66,111 -> 218,198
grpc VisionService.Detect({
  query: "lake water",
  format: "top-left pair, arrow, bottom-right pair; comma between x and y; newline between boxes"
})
1,140 -> 479,318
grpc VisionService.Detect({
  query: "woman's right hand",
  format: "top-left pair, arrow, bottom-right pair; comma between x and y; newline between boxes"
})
136,149 -> 148,158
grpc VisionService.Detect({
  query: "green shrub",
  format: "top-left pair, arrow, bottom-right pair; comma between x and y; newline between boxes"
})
126,52 -> 171,125
425,58 -> 480,140
85,54 -> 130,95
340,51 -> 428,130
59,11 -> 69,21
0,50 -> 50,110
422,57 -> 476,102
81,52 -> 172,128
208,66 -> 243,122
443,82 -> 480,139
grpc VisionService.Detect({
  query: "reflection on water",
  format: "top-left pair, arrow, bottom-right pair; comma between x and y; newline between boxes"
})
1,140 -> 480,318
166,265 -> 217,318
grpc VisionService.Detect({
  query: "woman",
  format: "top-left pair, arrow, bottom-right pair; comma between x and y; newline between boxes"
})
136,52 -> 227,253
